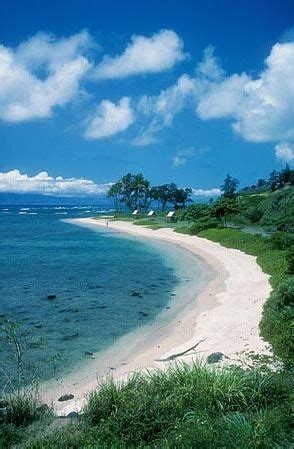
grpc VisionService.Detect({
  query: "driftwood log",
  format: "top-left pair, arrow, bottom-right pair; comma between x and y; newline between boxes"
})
154,338 -> 206,362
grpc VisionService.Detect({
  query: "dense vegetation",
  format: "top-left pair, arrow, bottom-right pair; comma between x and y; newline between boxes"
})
3,363 -> 291,448
1,167 -> 293,448
108,173 -> 192,213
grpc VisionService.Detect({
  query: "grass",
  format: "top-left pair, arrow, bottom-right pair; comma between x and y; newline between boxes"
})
11,362 -> 293,448
198,228 -> 288,287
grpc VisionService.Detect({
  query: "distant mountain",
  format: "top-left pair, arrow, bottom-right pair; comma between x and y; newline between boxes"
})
0,193 -> 111,206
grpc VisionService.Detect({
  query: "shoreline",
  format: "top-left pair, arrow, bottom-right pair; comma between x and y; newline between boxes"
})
41,218 -> 272,416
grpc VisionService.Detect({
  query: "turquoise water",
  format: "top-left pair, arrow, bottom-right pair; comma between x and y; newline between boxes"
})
0,206 -> 210,385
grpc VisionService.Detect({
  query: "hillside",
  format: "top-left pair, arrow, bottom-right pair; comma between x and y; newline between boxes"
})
231,186 -> 294,230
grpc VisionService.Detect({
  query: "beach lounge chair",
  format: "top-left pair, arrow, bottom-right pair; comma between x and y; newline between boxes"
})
132,210 -> 139,215
147,210 -> 155,219
166,211 -> 175,222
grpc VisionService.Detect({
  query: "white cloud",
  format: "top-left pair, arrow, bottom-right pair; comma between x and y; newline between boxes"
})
172,147 -> 202,167
134,74 -> 197,145
134,42 -> 294,156
172,155 -> 186,167
196,42 -> 294,146
141,74 -> 197,124
132,126 -> 159,146
94,29 -> 186,79
84,97 -> 134,139
196,73 -> 250,120
15,30 -> 93,70
192,188 -> 221,197
0,31 -> 92,122
196,45 -> 225,81
275,142 -> 294,162
0,170 -> 112,196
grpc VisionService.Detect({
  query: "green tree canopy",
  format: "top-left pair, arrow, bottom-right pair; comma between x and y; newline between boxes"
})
221,173 -> 239,198
108,173 -> 151,212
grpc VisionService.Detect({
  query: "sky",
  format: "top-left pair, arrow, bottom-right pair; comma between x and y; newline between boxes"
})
0,0 -> 294,197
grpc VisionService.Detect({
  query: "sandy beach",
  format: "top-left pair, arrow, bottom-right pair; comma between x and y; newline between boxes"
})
42,218 -> 272,416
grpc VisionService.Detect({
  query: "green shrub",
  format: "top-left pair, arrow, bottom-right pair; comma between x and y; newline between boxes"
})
286,246 -> 294,274
269,232 -> 294,250
4,364 -> 292,448
212,197 -> 239,218
260,278 -> 294,366
174,223 -> 193,234
243,206 -> 263,223
178,203 -> 212,221
1,393 -> 48,427
80,363 -> 292,447
189,217 -> 220,234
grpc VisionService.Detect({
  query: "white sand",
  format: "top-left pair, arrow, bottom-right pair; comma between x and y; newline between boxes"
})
41,218 -> 272,416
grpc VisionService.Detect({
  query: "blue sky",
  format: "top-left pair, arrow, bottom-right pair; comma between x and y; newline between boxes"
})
0,0 -> 293,197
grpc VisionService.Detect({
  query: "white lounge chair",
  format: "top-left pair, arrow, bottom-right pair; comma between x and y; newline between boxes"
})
166,211 -> 175,222
132,210 -> 139,215
147,210 -> 155,217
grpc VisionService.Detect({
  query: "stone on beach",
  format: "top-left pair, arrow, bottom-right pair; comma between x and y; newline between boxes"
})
206,352 -> 229,364
58,394 -> 74,402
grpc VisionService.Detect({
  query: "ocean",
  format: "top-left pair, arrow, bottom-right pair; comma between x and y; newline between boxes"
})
0,205 -> 212,387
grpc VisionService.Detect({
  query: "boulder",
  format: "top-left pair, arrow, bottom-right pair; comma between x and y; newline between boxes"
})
58,394 -> 74,402
67,411 -> 78,418
206,352 -> 228,364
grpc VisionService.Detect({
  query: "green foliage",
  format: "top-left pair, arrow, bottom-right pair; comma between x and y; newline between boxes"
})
286,246 -> 294,274
189,216 -> 220,234
221,173 -> 239,198
177,203 -> 211,221
260,278 -> 294,366
174,223 -> 193,234
25,363 -> 292,448
108,173 -> 151,213
150,183 -> 177,211
151,183 -> 192,210
173,187 -> 193,209
269,232 -> 294,250
108,175 -> 193,214
133,218 -> 155,226
212,197 -> 239,219
0,394 -> 47,428
243,206 -> 263,223
269,169 -> 282,191
225,187 -> 294,228
0,320 -> 53,449
259,188 -> 294,229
